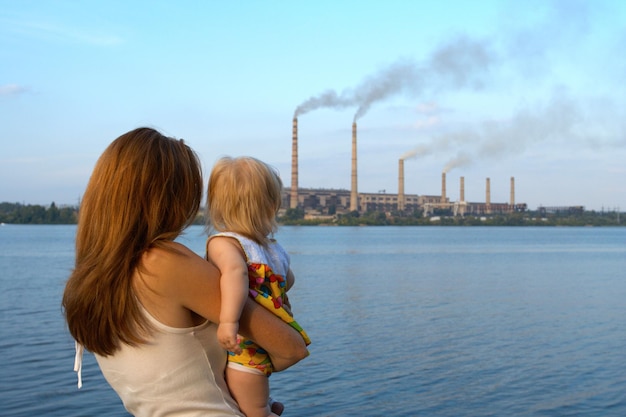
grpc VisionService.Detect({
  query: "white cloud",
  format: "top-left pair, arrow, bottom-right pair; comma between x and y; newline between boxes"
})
0,84 -> 28,96
1,16 -> 123,46
415,102 -> 440,114
412,115 -> 440,130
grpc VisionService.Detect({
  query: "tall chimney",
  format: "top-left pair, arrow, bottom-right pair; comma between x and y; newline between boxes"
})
398,159 -> 405,212
290,118 -> 298,209
459,176 -> 466,216
441,172 -> 446,205
510,176 -> 515,208
460,176 -> 465,202
350,122 -> 358,211
486,177 -> 491,214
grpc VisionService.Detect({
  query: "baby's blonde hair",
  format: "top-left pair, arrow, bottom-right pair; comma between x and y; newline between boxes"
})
207,156 -> 282,244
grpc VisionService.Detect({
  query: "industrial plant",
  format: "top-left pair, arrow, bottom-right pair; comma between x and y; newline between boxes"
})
284,117 -> 528,218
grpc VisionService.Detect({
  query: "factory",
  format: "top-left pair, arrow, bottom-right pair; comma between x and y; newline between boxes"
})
285,117 -> 527,217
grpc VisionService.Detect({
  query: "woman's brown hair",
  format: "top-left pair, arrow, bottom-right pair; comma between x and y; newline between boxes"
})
206,156 -> 282,245
62,127 -> 202,356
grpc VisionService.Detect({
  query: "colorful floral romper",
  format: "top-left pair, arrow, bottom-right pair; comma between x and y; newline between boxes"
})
209,232 -> 310,376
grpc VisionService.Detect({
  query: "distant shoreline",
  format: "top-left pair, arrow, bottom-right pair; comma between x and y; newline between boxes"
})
1,202 -> 623,227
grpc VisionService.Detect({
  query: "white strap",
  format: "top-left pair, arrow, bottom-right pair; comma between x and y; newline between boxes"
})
73,341 -> 84,389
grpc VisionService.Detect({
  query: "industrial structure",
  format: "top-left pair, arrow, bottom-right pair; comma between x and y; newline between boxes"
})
281,180 -> 526,217
288,117 -> 528,217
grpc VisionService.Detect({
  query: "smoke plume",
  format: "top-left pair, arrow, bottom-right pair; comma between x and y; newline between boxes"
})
294,35 -> 494,121
293,89 -> 354,118
401,87 -> 624,170
443,152 -> 472,173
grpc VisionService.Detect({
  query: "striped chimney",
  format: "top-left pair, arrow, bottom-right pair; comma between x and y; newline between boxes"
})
441,172 -> 446,204
290,118 -> 298,209
460,176 -> 465,202
486,177 -> 491,214
510,176 -> 515,207
398,159 -> 405,211
350,122 -> 358,211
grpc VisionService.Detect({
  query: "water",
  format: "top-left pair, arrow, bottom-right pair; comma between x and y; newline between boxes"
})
1,225 -> 625,416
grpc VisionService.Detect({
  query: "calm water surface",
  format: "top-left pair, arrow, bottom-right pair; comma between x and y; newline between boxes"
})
1,225 -> 625,416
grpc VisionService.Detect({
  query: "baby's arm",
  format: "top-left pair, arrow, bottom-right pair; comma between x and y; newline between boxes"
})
207,236 -> 249,354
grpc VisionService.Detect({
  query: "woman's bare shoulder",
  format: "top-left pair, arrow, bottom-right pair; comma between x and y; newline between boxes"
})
139,241 -> 213,292
142,241 -> 198,268
137,240 -> 221,325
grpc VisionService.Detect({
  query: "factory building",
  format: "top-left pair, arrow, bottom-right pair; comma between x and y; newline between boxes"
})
281,187 -> 526,217
288,117 -> 527,217
282,188 -> 420,214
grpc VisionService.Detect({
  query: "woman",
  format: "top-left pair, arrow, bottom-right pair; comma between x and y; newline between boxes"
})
62,127 -> 308,417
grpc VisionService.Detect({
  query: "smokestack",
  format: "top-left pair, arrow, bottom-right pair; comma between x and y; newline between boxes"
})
441,172 -> 446,204
290,118 -> 298,209
486,177 -> 491,214
350,122 -> 358,211
460,176 -> 465,202
510,176 -> 515,207
398,159 -> 405,211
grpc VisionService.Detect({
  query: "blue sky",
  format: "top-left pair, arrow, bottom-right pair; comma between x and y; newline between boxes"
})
1,0 -> 625,211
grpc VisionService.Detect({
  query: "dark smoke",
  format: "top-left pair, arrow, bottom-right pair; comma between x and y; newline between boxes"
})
351,59 -> 421,122
398,0 -> 626,173
293,35 -> 495,121
293,89 -> 353,118
353,36 -> 493,122
402,87 -> 621,173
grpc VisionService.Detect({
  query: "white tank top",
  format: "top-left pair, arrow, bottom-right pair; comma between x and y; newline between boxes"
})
89,308 -> 243,417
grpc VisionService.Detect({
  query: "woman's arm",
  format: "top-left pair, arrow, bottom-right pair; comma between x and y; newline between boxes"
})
147,242 -> 308,371
238,297 -> 309,371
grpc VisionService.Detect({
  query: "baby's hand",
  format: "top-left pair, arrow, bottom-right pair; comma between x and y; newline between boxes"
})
217,322 -> 242,354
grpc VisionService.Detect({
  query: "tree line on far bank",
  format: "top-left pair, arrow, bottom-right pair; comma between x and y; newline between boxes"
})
280,208 -> 624,227
0,202 -> 78,224
0,202 -> 205,225
1,201 -> 622,227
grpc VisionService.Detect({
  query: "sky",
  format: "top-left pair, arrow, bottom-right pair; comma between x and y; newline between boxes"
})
1,0 -> 625,211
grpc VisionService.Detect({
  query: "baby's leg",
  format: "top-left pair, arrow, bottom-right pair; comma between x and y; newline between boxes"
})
226,367 -> 277,417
